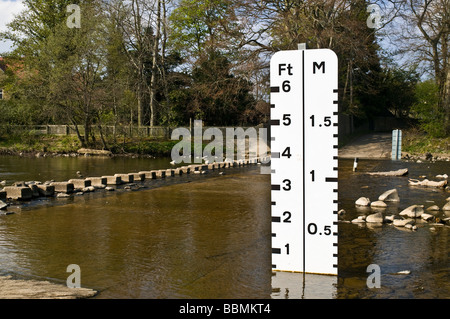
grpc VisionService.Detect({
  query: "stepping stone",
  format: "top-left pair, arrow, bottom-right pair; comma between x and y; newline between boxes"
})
155,170 -> 166,178
130,173 -> 145,182
86,177 -> 107,187
165,169 -> 175,177
114,174 -> 134,183
50,182 -> 74,194
36,184 -> 55,196
139,171 -> 156,179
102,176 -> 122,185
68,179 -> 91,188
179,167 -> 191,174
4,186 -> 34,200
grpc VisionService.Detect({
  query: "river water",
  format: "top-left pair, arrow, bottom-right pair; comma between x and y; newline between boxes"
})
0,155 -> 448,298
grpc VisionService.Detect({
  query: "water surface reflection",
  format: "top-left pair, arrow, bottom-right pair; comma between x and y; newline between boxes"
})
0,156 -> 449,298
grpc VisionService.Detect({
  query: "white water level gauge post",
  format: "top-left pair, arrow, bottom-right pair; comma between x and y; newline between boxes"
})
270,47 -> 338,275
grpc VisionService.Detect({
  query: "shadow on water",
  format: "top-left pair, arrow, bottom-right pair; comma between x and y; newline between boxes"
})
0,155 -> 449,298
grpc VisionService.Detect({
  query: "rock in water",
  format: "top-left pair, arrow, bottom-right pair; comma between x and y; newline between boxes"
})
442,201 -> 450,211
399,205 -> 424,218
426,205 -> 440,211
367,168 -> 408,176
366,212 -> 384,223
378,189 -> 400,202
0,200 -> 8,210
393,218 -> 415,227
370,201 -> 387,208
421,213 -> 434,221
355,197 -> 371,206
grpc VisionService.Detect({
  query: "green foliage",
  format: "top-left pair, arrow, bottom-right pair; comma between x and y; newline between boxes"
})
357,66 -> 419,119
410,80 -> 444,137
402,128 -> 450,154
1,0 -> 446,153
110,139 -> 179,156
166,50 -> 257,126
380,68 -> 418,117
169,0 -> 237,57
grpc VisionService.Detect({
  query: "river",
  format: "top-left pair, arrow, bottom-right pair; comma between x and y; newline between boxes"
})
0,155 -> 448,298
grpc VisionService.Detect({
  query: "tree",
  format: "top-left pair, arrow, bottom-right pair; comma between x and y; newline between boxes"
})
112,0 -> 168,127
411,79 -> 443,136
168,0 -> 259,126
237,0 -> 388,118
169,0 -> 240,62
190,50 -> 256,125
391,0 -> 450,134
42,2 -> 110,148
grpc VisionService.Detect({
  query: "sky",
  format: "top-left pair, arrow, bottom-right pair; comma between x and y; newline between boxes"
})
0,0 -> 25,53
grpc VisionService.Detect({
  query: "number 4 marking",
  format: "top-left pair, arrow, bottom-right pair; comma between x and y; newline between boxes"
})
282,147 -> 291,158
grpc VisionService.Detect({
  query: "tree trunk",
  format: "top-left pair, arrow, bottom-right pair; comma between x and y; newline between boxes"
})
444,67 -> 450,134
149,0 -> 161,127
70,118 -> 86,148
137,83 -> 142,127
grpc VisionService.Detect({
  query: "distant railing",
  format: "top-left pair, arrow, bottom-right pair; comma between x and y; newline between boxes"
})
0,124 -> 267,139
0,125 -> 172,138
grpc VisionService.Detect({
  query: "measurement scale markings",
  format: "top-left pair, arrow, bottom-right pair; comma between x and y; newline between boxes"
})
270,119 -> 280,126
272,216 -> 281,223
271,48 -> 338,275
270,86 -> 280,93
302,49 -> 307,274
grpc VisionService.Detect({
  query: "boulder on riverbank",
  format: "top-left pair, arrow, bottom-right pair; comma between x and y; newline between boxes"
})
77,148 -> 112,156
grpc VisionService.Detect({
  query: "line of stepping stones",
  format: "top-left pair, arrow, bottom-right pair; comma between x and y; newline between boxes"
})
0,158 -> 268,207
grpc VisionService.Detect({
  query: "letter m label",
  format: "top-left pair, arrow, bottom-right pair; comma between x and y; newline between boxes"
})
313,61 -> 325,74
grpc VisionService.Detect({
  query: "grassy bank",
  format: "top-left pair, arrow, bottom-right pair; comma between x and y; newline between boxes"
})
2,128 -> 448,159
402,128 -> 450,157
0,133 -> 232,158
0,133 -> 179,157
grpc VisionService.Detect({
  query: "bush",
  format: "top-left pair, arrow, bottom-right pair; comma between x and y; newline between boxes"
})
410,80 -> 444,137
